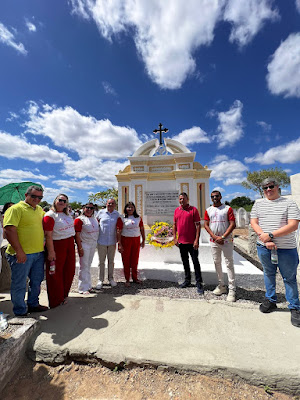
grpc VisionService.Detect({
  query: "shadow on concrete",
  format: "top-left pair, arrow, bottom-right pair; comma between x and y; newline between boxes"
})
29,294 -> 124,349
1,361 -> 65,400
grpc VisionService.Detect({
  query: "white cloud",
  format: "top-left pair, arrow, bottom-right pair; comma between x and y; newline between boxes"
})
223,191 -> 247,201
70,0 -> 224,89
267,33 -> 300,98
0,22 -> 27,55
102,81 -> 117,96
257,121 -> 271,132
245,137 -> 300,164
64,157 -> 128,187
216,100 -> 244,148
70,0 -> 280,89
6,112 -> 19,122
24,102 -> 142,159
25,21 -> 37,32
209,155 -> 248,185
0,169 -> 49,181
0,130 -> 67,163
172,126 -> 211,146
224,0 -> 279,47
296,0 -> 300,13
53,179 -> 98,190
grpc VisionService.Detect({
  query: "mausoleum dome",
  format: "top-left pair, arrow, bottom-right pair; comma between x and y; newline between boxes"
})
133,138 -> 191,157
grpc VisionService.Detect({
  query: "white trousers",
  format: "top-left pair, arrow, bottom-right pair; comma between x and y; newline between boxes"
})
78,241 -> 97,292
97,244 -> 116,282
210,241 -> 236,290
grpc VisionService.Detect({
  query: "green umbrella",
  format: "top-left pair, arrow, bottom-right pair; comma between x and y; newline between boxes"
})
0,182 -> 43,205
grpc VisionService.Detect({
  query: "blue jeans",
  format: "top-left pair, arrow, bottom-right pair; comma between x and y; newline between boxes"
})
6,252 -> 45,315
257,245 -> 300,310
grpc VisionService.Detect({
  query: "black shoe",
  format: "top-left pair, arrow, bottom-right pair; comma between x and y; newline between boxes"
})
179,281 -> 191,288
197,284 -> 204,295
259,299 -> 277,313
28,304 -> 49,313
291,309 -> 300,327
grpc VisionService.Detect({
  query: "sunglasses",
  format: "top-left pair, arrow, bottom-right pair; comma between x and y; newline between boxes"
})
85,206 -> 94,210
262,185 -> 275,190
211,195 -> 220,198
30,194 -> 43,200
57,199 -> 67,203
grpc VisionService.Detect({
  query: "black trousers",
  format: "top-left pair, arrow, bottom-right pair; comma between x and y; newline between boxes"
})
179,243 -> 203,285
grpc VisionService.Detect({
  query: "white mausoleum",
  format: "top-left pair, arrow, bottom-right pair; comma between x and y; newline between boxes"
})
116,134 -> 211,227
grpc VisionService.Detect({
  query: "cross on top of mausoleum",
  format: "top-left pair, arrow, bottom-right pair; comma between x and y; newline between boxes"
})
153,123 -> 168,146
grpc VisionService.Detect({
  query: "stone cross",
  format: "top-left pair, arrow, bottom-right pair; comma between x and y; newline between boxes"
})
153,123 -> 168,145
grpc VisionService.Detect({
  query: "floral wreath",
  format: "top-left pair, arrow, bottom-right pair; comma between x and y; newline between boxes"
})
147,221 -> 174,248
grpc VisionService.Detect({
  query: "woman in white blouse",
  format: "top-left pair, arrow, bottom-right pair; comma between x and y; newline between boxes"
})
43,194 -> 76,308
74,203 -> 99,294
117,202 -> 145,287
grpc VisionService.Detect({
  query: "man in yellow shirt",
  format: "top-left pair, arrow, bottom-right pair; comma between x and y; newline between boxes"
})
4,185 -> 48,316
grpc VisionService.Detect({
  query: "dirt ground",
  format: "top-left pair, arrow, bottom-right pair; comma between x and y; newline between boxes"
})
2,358 -> 295,400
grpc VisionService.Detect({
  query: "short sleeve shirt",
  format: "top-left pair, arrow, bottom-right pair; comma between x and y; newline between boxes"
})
3,201 -> 45,255
116,216 -> 143,237
97,209 -> 119,245
204,204 -> 235,241
174,205 -> 200,244
250,197 -> 300,249
74,215 -> 99,244
43,210 -> 75,240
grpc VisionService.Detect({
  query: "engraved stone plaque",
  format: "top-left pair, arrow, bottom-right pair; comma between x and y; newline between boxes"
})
145,191 -> 179,215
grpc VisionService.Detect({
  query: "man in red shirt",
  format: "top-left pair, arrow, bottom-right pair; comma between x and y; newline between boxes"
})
173,192 -> 204,294
204,190 -> 236,302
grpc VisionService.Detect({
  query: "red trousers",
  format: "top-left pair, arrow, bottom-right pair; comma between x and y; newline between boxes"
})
121,236 -> 140,281
46,236 -> 75,308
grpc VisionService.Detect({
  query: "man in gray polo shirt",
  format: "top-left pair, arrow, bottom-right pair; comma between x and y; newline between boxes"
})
96,198 -> 119,289
250,177 -> 300,327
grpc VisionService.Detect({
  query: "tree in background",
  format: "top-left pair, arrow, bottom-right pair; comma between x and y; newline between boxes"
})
69,201 -> 83,210
230,196 -> 254,211
89,188 -> 118,207
241,168 -> 290,197
39,200 -> 50,208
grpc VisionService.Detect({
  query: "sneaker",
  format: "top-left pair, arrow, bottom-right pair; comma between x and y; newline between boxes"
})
259,299 -> 277,313
227,289 -> 236,302
179,281 -> 191,288
197,283 -> 204,295
95,280 -> 103,290
213,285 -> 227,296
291,309 -> 300,327
109,279 -> 117,287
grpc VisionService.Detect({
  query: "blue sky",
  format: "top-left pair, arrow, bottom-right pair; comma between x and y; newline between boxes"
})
0,0 -> 300,204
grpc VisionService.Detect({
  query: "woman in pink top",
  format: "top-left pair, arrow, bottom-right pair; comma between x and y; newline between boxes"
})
43,194 -> 76,308
116,202 -> 145,287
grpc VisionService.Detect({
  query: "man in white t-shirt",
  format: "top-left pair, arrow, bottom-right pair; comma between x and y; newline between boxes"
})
251,177 -> 300,328
204,190 -> 236,302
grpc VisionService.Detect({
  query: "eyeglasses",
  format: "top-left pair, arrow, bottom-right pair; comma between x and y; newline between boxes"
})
262,185 -> 275,191
85,206 -> 94,210
30,194 -> 43,200
57,199 -> 67,203
211,195 -> 220,198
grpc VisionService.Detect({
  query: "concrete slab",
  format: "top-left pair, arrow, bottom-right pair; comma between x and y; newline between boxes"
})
27,294 -> 300,395
1,246 -> 298,395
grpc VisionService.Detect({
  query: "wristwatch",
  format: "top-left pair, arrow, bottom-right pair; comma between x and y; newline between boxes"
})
221,235 -> 225,239
269,233 -> 274,239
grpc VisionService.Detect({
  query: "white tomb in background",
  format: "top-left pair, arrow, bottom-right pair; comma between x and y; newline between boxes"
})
116,130 -> 212,233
